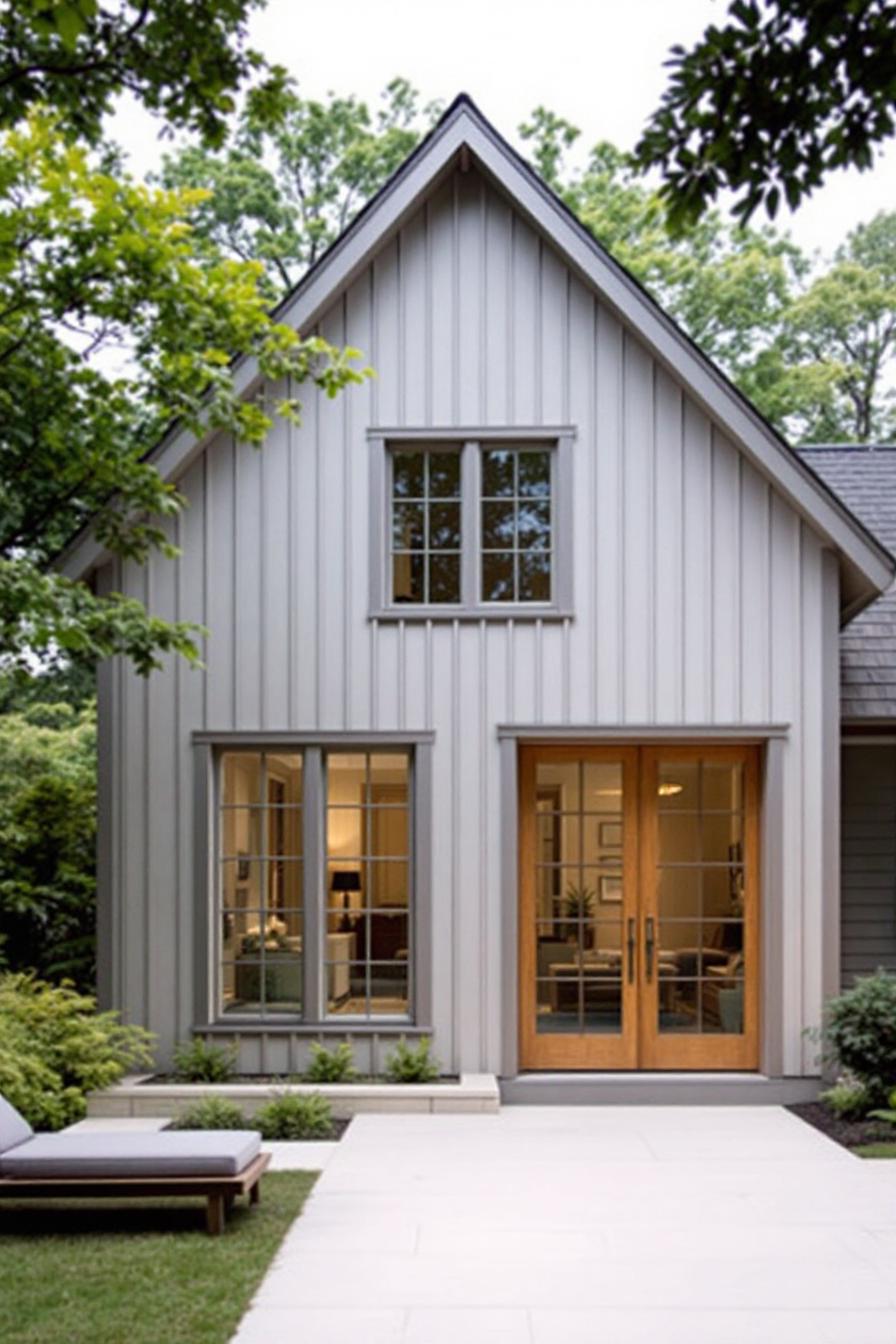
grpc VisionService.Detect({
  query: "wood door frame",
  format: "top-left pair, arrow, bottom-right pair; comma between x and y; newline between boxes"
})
518,742 -> 761,1072
518,744 -> 640,1070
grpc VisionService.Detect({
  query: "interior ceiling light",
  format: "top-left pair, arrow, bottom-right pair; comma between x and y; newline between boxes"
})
658,782 -> 684,797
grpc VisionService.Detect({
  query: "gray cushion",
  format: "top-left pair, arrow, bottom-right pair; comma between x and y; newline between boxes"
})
0,1095 -> 33,1155
0,1130 -> 260,1179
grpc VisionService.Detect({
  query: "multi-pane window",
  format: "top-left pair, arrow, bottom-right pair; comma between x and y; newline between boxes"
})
385,441 -> 555,609
325,752 -> 411,1018
391,448 -> 461,603
217,747 -> 412,1022
481,447 -> 552,602
220,752 -> 304,1015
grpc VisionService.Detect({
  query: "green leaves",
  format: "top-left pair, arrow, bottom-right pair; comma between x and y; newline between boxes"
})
0,112 -> 370,673
634,0 -> 896,227
158,80 -> 441,298
0,971 -> 155,1128
0,0 -> 287,149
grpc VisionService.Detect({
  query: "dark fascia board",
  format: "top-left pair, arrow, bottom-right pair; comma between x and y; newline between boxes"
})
58,93 -> 895,612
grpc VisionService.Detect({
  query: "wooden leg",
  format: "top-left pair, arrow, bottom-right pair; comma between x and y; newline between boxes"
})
249,1178 -> 260,1206
206,1194 -> 226,1236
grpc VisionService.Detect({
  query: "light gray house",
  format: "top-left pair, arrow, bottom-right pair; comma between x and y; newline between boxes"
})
796,447 -> 896,990
62,96 -> 896,1101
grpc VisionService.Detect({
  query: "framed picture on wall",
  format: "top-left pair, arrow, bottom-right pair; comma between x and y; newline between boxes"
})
599,875 -> 622,903
598,821 -> 622,847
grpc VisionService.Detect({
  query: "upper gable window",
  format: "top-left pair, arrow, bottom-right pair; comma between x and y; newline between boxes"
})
372,431 -> 572,619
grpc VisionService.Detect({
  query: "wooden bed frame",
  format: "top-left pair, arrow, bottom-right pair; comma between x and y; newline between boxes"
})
0,1151 -> 271,1235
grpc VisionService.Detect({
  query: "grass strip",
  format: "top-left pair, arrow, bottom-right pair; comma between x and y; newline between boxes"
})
0,1169 -> 316,1344
853,1142 -> 896,1159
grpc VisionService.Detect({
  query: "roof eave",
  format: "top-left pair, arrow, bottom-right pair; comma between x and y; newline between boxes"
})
58,94 -> 896,605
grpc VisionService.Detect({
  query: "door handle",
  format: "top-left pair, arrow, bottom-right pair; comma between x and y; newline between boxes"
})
645,916 -> 655,983
627,917 -> 636,984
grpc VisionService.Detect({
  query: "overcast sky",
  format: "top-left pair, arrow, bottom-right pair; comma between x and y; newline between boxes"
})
117,0 -> 896,258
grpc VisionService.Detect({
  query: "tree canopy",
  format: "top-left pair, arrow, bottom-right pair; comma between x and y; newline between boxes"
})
522,108 -> 896,444
159,79 -> 441,298
0,0 -> 290,146
634,0 -> 896,229
0,112 -> 369,675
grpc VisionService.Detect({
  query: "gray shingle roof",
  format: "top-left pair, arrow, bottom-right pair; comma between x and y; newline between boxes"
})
797,446 -> 896,720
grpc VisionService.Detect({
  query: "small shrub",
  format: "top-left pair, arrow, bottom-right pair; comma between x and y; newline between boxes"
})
0,972 -> 155,1130
823,970 -> 896,1105
255,1091 -> 334,1140
305,1042 -> 358,1083
819,1076 -> 869,1120
172,1037 -> 237,1083
384,1036 -> 439,1083
869,1085 -> 896,1128
169,1097 -> 247,1131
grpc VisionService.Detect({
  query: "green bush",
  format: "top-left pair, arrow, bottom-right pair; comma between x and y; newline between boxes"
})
305,1042 -> 358,1083
868,1085 -> 896,1128
0,972 -> 155,1129
819,1076 -> 870,1120
384,1036 -> 439,1083
171,1037 -> 237,1083
255,1092 -> 334,1140
824,970 -> 896,1105
168,1097 -> 247,1131
0,700 -> 97,990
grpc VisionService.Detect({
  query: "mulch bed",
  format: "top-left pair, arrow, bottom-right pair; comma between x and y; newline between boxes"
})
787,1101 -> 894,1152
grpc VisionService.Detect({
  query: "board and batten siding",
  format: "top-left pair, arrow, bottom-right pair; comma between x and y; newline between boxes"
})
841,744 -> 896,983
97,165 -> 837,1075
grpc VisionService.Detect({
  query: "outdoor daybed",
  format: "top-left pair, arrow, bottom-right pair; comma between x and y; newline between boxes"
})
0,1096 -> 270,1234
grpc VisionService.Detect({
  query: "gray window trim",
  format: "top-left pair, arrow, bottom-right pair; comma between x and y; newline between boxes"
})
369,427 -> 575,620
496,723 -> 791,741
193,743 -> 215,1026
195,733 -> 432,1030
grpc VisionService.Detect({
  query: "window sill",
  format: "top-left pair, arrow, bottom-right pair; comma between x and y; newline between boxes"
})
198,1020 -> 430,1036
369,607 -> 574,623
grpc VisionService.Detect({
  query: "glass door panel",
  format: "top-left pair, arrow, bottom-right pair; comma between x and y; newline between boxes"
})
519,746 -> 638,1069
639,746 -> 758,1070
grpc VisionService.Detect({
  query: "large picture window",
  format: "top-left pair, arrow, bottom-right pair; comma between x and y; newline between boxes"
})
217,746 -> 413,1023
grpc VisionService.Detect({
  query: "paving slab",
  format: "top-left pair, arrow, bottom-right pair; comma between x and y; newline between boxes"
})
231,1106 -> 896,1343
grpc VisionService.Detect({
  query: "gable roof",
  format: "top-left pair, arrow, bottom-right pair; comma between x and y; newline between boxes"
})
798,446 -> 896,720
60,94 -> 895,616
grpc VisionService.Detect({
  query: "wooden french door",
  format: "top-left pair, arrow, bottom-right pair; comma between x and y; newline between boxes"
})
519,743 -> 759,1071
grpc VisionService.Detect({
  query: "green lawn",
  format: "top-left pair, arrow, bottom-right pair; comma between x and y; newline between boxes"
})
0,1170 -> 317,1344
854,1143 -> 896,1159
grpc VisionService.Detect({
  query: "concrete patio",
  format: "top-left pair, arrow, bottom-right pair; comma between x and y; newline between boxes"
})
231,1105 -> 896,1343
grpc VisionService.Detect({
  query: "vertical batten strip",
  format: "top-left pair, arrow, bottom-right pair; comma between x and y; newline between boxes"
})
478,619 -> 489,1065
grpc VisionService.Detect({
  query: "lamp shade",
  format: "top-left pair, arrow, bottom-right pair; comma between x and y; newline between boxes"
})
331,869 -> 361,893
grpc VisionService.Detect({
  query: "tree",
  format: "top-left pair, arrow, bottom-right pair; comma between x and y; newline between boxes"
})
633,0 -> 896,228
159,80 -> 440,299
521,110 -> 809,434
0,0 -> 290,147
0,698 -> 96,988
784,211 -> 896,441
0,112 -> 369,675
524,106 -> 896,443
